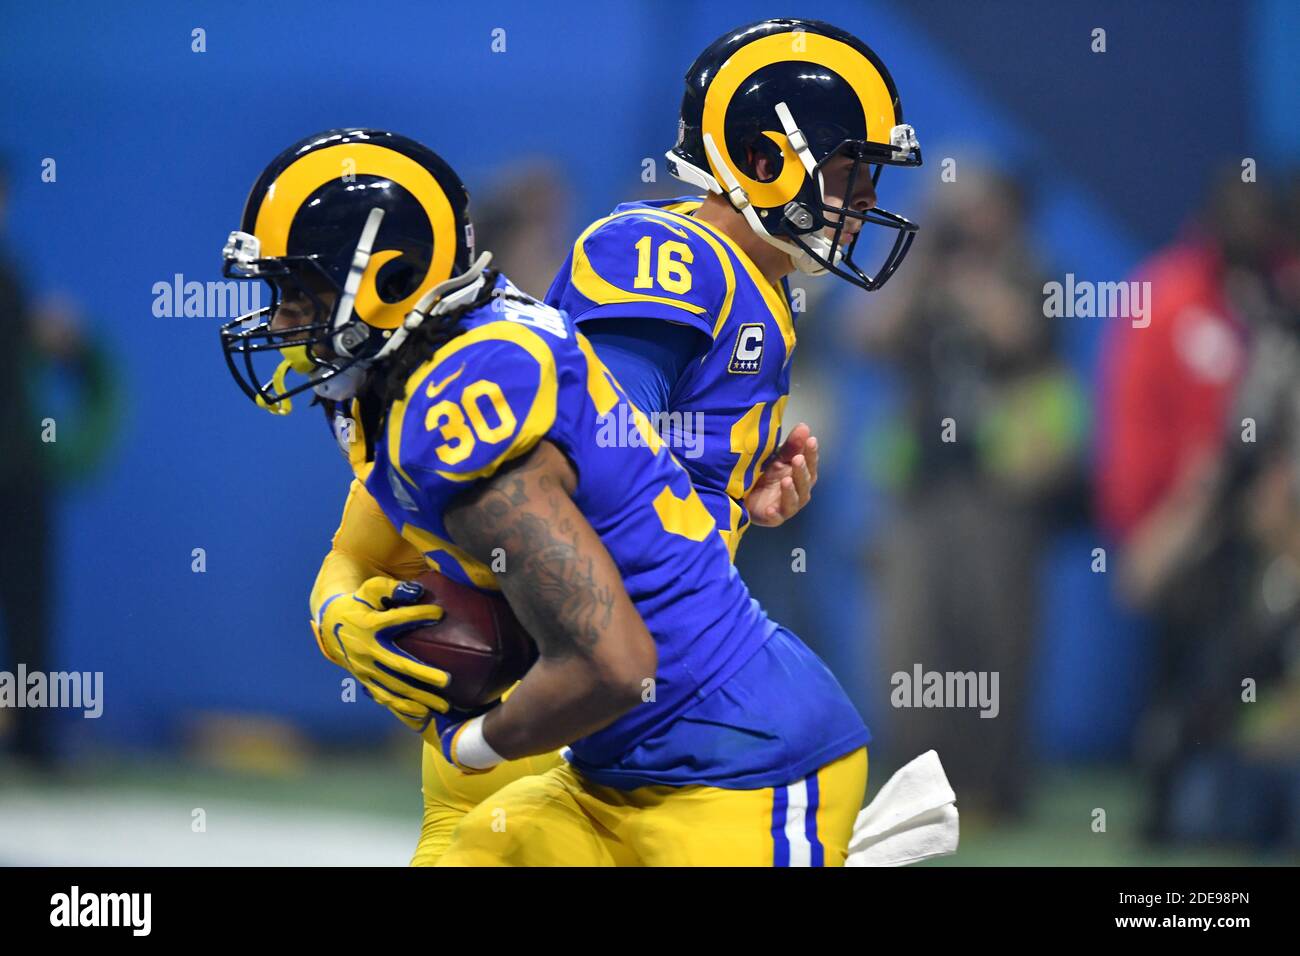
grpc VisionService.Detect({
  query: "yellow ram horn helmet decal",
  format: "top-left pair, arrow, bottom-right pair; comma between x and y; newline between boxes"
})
701,30 -> 898,208
252,143 -> 458,330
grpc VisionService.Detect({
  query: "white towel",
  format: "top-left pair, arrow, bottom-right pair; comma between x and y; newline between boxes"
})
845,750 -> 959,866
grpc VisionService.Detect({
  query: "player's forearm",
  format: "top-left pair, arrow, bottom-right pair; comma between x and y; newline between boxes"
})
480,656 -> 643,759
476,530 -> 654,757
444,441 -> 657,759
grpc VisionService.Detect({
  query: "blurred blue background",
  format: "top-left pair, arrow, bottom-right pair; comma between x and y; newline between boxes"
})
2,0 -> 1299,864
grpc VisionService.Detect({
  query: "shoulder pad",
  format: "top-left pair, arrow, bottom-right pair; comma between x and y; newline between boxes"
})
387,322 -> 559,486
559,208 -> 737,338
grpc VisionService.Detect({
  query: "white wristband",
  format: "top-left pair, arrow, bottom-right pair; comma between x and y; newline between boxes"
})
453,715 -> 505,771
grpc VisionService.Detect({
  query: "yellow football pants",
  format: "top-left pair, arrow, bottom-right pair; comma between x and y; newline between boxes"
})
433,746 -> 868,867
411,742 -> 565,866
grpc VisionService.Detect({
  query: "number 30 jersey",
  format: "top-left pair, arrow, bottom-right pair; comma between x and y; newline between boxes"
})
358,275 -> 868,790
546,197 -> 798,559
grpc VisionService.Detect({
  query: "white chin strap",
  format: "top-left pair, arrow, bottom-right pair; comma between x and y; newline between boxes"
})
674,100 -> 862,278
306,203 -> 494,403
773,101 -> 841,276
330,206 -> 387,359
310,249 -> 494,402
303,205 -> 386,402
700,130 -> 827,275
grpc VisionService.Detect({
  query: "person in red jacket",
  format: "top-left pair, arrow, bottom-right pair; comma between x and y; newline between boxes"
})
1096,173 -> 1272,607
1095,170 -> 1291,842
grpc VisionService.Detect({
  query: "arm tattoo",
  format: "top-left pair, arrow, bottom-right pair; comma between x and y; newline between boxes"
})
446,451 -> 615,660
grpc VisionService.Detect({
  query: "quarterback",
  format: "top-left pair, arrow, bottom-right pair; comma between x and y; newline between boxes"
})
300,18 -> 923,865
547,17 -> 921,551
220,127 -> 873,864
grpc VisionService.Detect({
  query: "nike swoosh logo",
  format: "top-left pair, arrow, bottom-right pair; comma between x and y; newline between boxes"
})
425,363 -> 465,399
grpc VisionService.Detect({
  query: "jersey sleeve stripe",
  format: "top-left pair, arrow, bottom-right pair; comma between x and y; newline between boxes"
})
662,200 -> 705,216
679,210 -> 795,361
570,214 -> 709,317
343,397 -> 375,482
633,207 -> 738,340
398,522 -> 501,591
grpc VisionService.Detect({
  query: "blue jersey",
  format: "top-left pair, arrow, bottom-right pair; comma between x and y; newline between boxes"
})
352,275 -> 867,789
546,197 -> 798,558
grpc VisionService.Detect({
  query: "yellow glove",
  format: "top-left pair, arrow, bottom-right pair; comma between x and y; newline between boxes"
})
311,576 -> 452,730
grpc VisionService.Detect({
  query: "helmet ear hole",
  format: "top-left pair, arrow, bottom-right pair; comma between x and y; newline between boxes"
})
744,137 -> 783,184
377,258 -> 419,301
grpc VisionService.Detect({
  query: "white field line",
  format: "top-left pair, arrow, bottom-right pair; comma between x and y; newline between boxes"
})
0,789 -> 419,866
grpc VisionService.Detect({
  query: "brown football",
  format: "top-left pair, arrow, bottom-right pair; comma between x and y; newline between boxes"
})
391,569 -> 537,710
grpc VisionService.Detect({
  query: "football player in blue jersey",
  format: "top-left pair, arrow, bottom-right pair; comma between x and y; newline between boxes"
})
442,17 -> 925,861
266,19 -> 923,864
298,18 -> 920,864
221,127 -> 871,864
547,17 -> 922,554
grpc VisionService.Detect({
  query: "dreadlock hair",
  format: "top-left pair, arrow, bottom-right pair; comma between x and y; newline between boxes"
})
326,269 -> 547,463
376,267 -> 503,409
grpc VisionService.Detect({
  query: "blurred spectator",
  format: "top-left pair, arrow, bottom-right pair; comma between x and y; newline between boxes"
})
1096,168 -> 1300,847
859,167 -> 1088,822
472,160 -> 573,300
0,160 -> 119,770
